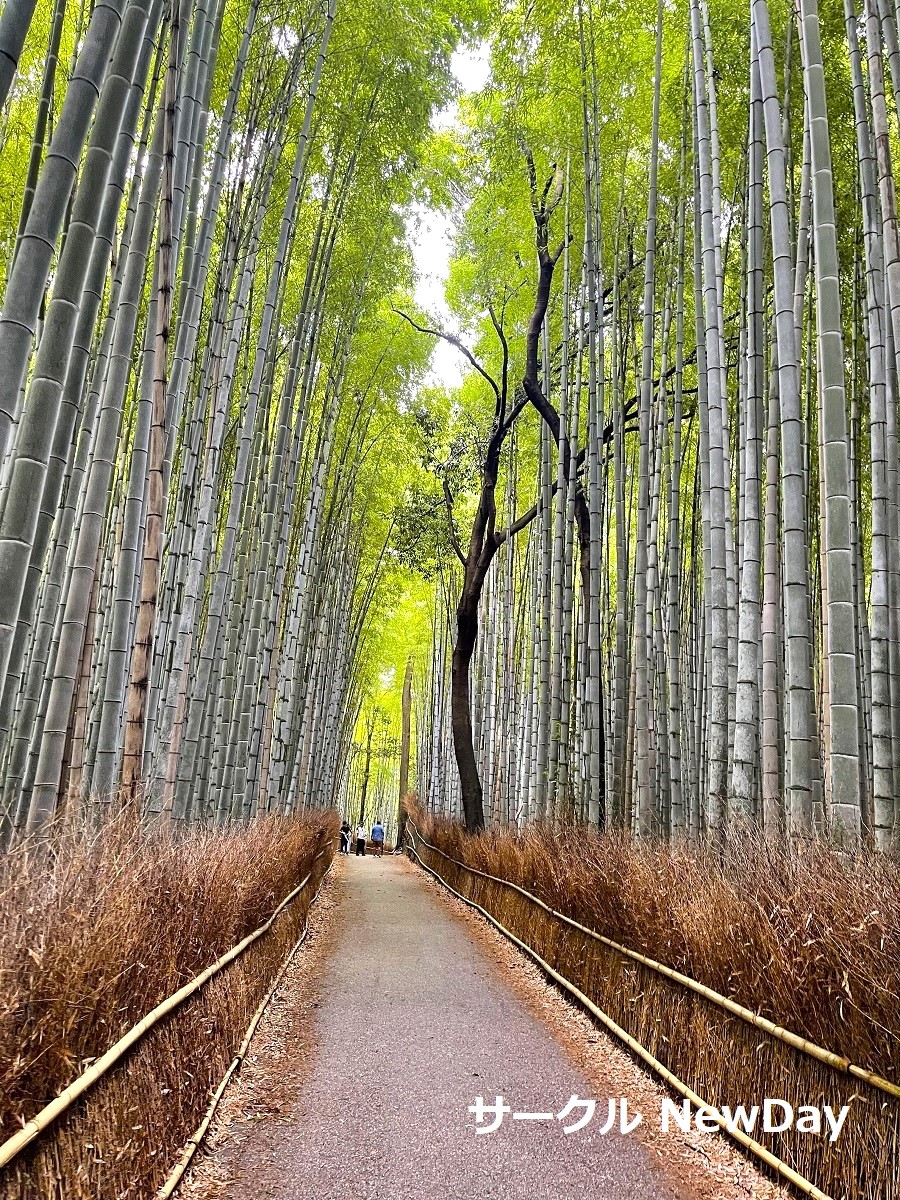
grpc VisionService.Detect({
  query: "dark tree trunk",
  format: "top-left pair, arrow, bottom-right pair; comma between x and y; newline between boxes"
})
398,156 -> 577,836
397,657 -> 413,845
520,158 -> 609,824
451,590 -> 485,832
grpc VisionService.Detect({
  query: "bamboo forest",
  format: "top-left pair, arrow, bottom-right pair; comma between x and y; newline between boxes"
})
1,0 -> 899,1197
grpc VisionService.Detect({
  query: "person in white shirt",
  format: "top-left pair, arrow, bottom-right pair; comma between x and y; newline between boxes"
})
355,823 -> 367,856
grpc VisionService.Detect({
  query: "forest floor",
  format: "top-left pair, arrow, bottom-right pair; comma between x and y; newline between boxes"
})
180,854 -> 788,1200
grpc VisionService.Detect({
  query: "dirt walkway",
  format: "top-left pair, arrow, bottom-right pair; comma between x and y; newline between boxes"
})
204,853 -> 705,1200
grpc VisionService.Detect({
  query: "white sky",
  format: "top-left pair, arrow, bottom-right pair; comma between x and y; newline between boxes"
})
406,43 -> 491,391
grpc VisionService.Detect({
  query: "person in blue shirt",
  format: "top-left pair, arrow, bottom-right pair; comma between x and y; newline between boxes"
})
371,819 -> 385,857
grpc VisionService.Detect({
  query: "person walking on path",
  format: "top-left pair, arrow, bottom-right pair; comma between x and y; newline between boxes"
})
339,820 -> 351,855
371,819 -> 385,857
355,823 -> 367,856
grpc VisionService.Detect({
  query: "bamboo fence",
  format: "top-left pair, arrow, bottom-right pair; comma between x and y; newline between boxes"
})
157,849 -> 335,1197
0,834 -> 333,1199
407,821 -> 899,1200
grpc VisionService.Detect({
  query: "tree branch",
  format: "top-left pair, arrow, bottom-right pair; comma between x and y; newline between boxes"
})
523,143 -> 539,220
544,162 -> 564,217
495,501 -> 540,546
486,300 -> 509,425
551,234 -> 572,266
442,477 -> 466,567
392,307 -> 502,408
495,472 -> 564,546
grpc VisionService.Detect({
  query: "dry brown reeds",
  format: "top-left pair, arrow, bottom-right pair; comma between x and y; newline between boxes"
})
0,809 -> 336,1198
411,809 -> 900,1077
408,808 -> 900,1199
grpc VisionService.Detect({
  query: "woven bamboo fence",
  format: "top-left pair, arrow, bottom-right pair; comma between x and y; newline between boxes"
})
0,833 -> 333,1200
407,822 -> 899,1200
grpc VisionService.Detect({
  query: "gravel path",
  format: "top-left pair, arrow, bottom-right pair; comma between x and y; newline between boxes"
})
219,853 -> 690,1200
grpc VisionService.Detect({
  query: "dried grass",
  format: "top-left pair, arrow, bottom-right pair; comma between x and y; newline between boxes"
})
0,809 -> 336,1198
412,810 -> 900,1076
409,807 -> 900,1200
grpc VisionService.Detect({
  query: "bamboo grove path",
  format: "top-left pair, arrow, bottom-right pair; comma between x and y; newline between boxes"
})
215,855 -> 689,1200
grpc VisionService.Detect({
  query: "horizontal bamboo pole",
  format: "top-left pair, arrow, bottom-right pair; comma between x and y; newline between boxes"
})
407,821 -> 900,1101
0,841 -> 330,1171
407,838 -> 835,1200
156,854 -> 335,1198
